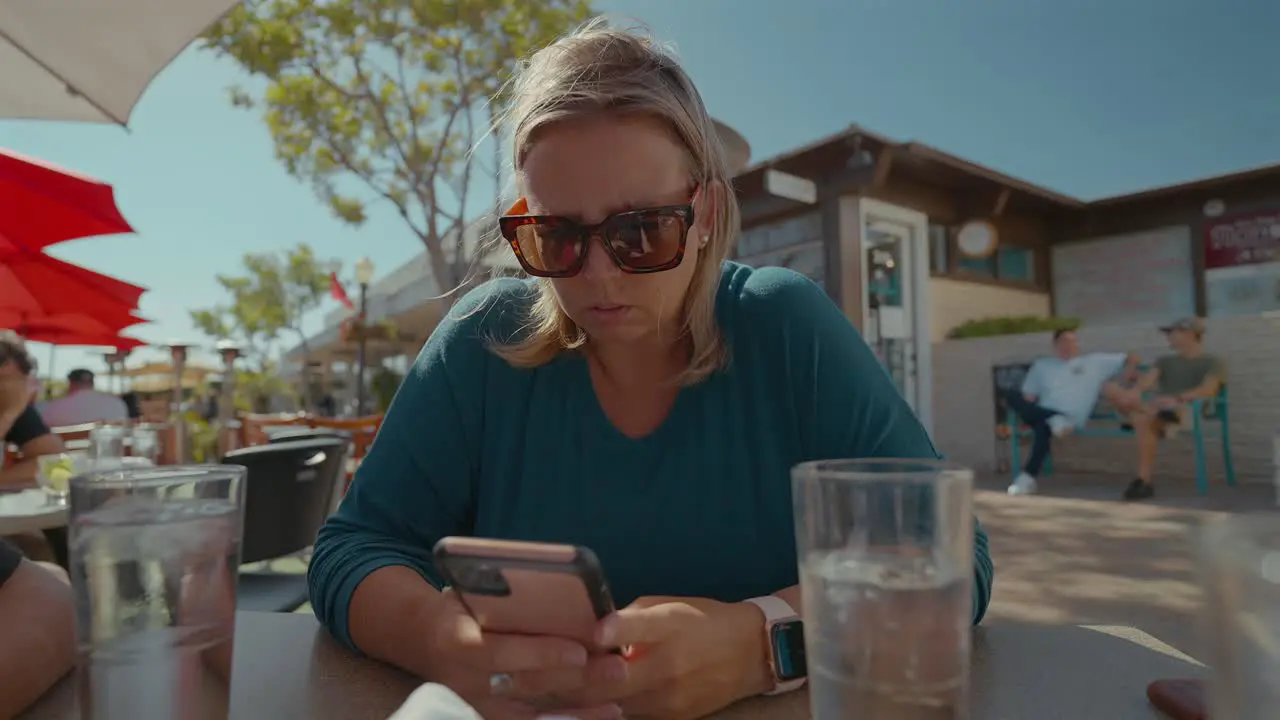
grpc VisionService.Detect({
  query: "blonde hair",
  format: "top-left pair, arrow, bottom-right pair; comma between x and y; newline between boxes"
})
486,18 -> 741,386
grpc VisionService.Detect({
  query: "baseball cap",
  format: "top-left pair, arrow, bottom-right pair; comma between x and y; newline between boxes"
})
1159,317 -> 1206,335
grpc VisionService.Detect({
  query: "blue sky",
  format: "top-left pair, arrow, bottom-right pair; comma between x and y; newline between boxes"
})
2,0 -> 1277,375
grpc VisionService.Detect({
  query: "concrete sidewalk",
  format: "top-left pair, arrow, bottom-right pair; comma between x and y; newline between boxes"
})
977,477 -> 1274,659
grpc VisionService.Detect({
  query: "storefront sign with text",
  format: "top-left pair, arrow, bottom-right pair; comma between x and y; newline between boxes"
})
1204,211 -> 1280,269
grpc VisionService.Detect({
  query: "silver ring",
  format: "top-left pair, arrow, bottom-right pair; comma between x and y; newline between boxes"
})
489,672 -> 515,696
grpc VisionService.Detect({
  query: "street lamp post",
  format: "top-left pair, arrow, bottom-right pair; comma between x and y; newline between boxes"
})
354,257 -> 375,417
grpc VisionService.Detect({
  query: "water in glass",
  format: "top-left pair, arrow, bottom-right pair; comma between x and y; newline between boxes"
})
804,550 -> 970,720
72,498 -> 239,719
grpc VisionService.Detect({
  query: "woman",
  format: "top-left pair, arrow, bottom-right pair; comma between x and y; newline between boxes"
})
310,20 -> 994,720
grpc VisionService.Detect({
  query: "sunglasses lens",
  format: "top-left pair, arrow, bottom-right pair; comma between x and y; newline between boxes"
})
608,212 -> 688,269
512,223 -> 582,274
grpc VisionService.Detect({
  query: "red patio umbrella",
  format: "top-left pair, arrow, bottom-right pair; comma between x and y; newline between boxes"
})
0,149 -> 134,256
13,312 -> 147,341
24,331 -> 147,352
0,250 -> 145,325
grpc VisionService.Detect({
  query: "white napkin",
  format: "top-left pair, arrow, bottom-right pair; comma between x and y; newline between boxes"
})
386,684 -> 483,720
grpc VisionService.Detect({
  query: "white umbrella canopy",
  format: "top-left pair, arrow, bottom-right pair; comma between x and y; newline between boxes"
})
0,0 -> 243,125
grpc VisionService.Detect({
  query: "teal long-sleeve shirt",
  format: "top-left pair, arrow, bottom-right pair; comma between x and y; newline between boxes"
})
309,262 -> 994,650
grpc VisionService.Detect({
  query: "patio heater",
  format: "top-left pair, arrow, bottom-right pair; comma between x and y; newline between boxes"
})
354,257 -> 375,416
167,341 -> 192,463
102,350 -> 126,394
215,340 -> 242,457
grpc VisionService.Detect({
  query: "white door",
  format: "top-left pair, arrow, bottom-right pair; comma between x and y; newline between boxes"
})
857,198 -> 933,433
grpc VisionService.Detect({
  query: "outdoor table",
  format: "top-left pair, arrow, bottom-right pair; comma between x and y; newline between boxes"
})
23,612 -> 1205,719
0,489 -> 66,534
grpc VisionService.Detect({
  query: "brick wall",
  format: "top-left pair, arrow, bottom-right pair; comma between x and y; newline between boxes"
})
931,314 -> 1280,484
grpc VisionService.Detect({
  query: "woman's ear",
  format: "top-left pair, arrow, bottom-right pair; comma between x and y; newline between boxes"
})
695,180 -> 723,239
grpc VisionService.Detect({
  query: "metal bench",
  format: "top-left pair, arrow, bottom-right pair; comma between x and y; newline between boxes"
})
1005,385 -> 1236,496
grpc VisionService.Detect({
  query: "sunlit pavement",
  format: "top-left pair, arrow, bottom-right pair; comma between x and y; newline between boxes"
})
258,475 -> 1277,654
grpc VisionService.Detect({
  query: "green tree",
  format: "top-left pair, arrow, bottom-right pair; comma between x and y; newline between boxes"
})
202,0 -> 595,295
190,243 -> 337,406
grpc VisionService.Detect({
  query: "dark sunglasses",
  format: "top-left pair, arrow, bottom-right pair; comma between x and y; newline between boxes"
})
498,192 -> 699,278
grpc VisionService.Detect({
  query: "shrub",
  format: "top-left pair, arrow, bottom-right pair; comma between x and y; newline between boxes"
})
947,315 -> 1081,340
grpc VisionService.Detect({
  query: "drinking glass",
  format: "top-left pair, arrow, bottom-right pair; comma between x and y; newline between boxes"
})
129,426 -> 160,464
88,426 -> 127,464
1196,514 -> 1280,719
793,459 -> 974,720
37,452 -> 84,504
69,465 -> 246,719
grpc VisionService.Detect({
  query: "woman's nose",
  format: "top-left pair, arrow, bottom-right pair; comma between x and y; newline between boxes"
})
579,235 -> 621,279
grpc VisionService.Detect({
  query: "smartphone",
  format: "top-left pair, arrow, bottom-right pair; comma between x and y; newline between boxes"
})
432,537 -> 617,650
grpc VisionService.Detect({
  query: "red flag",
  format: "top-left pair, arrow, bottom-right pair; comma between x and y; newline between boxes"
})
329,272 -> 355,311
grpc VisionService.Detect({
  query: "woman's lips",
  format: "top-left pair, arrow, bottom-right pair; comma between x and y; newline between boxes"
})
586,304 -> 632,321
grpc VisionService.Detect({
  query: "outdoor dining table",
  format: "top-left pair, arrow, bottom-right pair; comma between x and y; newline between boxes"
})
23,611 -> 1205,719
0,488 -> 66,535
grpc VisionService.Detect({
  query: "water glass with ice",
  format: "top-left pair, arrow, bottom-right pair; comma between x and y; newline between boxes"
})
69,465 -> 246,719
792,459 -> 974,720
1196,514 -> 1280,719
88,426 -> 127,465
128,425 -> 160,464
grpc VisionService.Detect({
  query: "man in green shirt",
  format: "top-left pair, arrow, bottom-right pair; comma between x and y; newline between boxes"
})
1113,317 -> 1227,500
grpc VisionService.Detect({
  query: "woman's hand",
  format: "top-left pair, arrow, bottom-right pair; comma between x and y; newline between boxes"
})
573,596 -> 771,720
420,589 -> 625,720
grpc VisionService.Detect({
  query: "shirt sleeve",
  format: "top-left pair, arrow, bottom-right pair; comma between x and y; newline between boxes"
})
0,538 -> 22,587
307,282 -> 511,651
1020,362 -> 1043,397
3,404 -> 51,448
1209,355 -> 1228,384
759,270 -> 994,626
1089,352 -> 1128,379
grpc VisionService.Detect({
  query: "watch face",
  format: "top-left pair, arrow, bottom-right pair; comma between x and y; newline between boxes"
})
770,620 -> 807,681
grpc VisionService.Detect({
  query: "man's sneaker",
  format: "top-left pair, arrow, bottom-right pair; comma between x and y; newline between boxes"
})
1123,477 -> 1155,500
1047,415 -> 1074,438
1007,472 -> 1038,496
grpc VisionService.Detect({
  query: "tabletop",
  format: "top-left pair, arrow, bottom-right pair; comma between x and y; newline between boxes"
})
0,457 -> 156,535
24,612 -> 1205,719
0,489 -> 66,534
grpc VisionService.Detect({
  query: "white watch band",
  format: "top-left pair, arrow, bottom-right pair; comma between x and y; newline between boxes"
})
744,595 -> 806,695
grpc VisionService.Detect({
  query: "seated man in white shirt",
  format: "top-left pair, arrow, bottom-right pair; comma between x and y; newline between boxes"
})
1005,329 -> 1139,495
37,368 -> 128,428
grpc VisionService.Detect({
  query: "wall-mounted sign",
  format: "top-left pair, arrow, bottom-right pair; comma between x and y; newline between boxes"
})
956,220 -> 999,258
1204,209 -> 1280,317
1204,210 -> 1280,269
1203,199 -> 1226,218
764,169 -> 817,205
1052,226 -> 1195,326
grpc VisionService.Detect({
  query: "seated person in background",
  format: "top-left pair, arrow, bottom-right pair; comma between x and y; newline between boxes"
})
0,538 -> 76,717
1005,328 -> 1139,496
1110,317 -> 1225,501
37,368 -> 129,427
1,333 -> 64,487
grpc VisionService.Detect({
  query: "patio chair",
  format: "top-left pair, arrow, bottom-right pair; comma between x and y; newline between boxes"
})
222,437 -> 347,612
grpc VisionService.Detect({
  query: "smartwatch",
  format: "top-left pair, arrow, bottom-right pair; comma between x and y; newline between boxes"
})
744,595 -> 807,695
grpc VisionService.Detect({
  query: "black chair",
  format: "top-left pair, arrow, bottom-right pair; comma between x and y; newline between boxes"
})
267,427 -> 351,444
267,428 -> 352,515
222,437 -> 347,612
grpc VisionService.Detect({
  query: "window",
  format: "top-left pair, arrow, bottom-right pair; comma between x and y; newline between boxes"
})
929,219 -> 1040,286
928,224 -> 950,274
996,246 -> 1035,283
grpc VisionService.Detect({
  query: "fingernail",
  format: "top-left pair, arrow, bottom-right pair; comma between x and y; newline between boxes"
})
563,646 -> 588,666
596,616 -> 617,647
